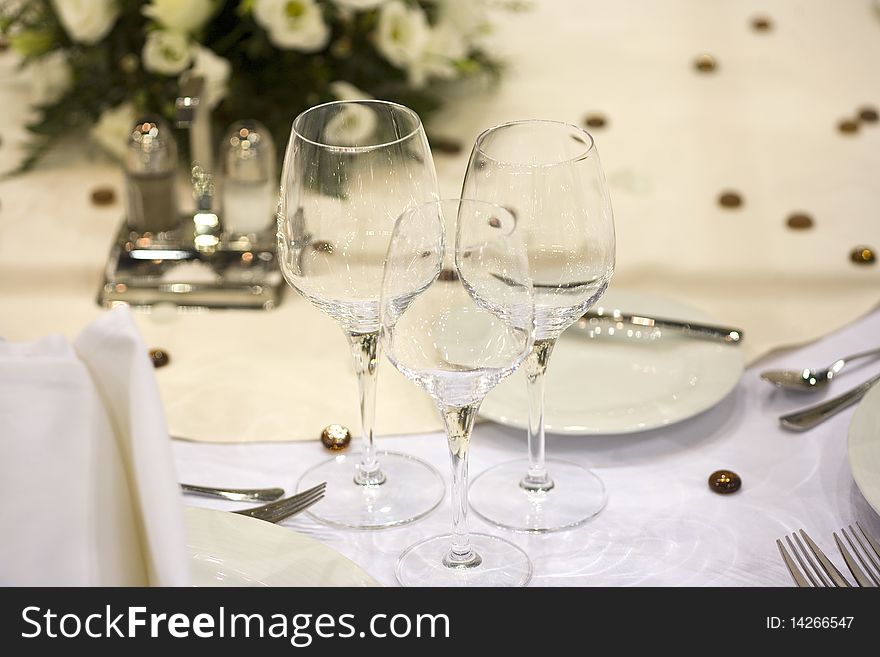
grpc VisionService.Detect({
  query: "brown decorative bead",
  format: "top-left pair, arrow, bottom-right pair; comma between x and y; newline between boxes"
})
91,187 -> 116,206
149,348 -> 170,368
786,213 -> 814,230
709,469 -> 742,494
583,113 -> 607,129
321,424 -> 351,450
311,240 -> 334,254
488,216 -> 502,228
751,16 -> 773,32
850,246 -> 876,265
430,136 -> 463,155
838,119 -> 859,134
718,191 -> 743,209
858,107 -> 879,123
694,54 -> 718,73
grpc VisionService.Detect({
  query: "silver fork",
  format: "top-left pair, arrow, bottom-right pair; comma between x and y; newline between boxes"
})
833,523 -> 880,587
776,529 -> 851,587
232,482 -> 326,523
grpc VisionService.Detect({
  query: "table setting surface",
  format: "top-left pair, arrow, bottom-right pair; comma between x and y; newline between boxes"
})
1,0 -> 879,587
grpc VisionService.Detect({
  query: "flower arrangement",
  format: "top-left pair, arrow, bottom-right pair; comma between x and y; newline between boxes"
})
1,0 -> 512,170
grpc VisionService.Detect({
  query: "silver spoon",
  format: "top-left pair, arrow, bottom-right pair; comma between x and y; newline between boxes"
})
761,347 -> 880,392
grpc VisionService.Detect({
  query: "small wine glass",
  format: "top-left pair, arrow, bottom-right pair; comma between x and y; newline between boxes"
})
462,120 -> 615,532
380,199 -> 535,586
277,100 -> 445,529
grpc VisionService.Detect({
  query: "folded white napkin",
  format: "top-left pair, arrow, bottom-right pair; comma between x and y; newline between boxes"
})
0,306 -> 189,586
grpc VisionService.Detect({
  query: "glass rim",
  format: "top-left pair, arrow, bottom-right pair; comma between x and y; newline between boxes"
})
397,197 -> 520,238
292,99 -> 424,152
473,118 -> 597,168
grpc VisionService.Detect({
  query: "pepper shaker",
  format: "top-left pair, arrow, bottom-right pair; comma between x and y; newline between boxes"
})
125,118 -> 180,234
124,117 -> 179,234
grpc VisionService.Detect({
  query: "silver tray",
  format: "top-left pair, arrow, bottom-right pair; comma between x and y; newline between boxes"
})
98,219 -> 285,311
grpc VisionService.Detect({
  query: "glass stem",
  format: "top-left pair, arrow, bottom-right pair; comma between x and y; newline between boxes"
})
347,331 -> 386,486
521,338 -> 557,492
440,404 -> 482,569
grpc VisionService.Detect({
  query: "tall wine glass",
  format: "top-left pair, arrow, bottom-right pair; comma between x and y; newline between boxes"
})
381,199 -> 535,586
277,100 -> 444,528
463,120 -> 615,532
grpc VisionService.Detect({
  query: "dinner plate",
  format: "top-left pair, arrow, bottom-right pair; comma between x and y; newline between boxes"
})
479,291 -> 745,435
848,382 -> 880,516
185,506 -> 379,586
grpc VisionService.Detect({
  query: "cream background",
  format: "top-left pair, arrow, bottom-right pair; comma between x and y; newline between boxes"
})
1,0 -> 878,441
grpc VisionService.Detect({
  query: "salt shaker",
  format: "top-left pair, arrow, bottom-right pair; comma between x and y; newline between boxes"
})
124,117 -> 179,233
217,120 -> 276,236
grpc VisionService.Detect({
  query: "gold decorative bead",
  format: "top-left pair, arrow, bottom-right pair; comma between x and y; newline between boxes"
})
718,191 -> 743,209
709,469 -> 742,494
858,106 -> 879,123
838,119 -> 859,135
321,424 -> 351,450
751,16 -> 773,32
786,213 -> 814,230
91,186 -> 116,206
149,348 -> 170,368
850,246 -> 876,265
430,136 -> 463,154
583,113 -> 607,129
694,54 -> 718,73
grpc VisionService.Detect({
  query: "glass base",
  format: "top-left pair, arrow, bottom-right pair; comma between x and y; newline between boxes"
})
395,533 -> 532,587
469,458 -> 606,533
297,450 -> 444,529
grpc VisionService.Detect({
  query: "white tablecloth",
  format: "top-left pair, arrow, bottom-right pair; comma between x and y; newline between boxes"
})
174,308 -> 880,587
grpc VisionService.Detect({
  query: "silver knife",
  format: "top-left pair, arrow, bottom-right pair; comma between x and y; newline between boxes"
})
180,483 -> 285,502
575,309 -> 744,345
779,372 -> 880,431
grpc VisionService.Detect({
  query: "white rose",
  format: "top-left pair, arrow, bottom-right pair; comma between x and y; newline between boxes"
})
179,46 -> 231,109
374,0 -> 429,69
324,81 -> 377,145
142,30 -> 193,76
332,0 -> 386,10
28,50 -> 73,105
253,0 -> 330,53
50,0 -> 119,45
407,23 -> 467,87
328,80 -> 373,101
91,101 -> 137,161
435,0 -> 488,40
143,0 -> 216,34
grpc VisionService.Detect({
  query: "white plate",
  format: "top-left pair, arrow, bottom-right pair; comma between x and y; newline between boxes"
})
848,382 -> 880,516
480,291 -> 745,435
185,506 -> 379,587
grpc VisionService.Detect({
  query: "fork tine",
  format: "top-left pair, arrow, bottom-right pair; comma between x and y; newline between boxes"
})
856,522 -> 880,562
799,530 -> 850,587
787,534 -> 827,586
234,482 -> 326,522
777,539 -> 811,587
244,490 -> 325,524
834,532 -> 874,587
262,493 -> 325,523
848,525 -> 880,586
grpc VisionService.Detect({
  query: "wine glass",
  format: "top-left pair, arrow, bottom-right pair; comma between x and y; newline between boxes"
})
277,100 -> 445,529
381,199 -> 536,586
462,120 -> 615,532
